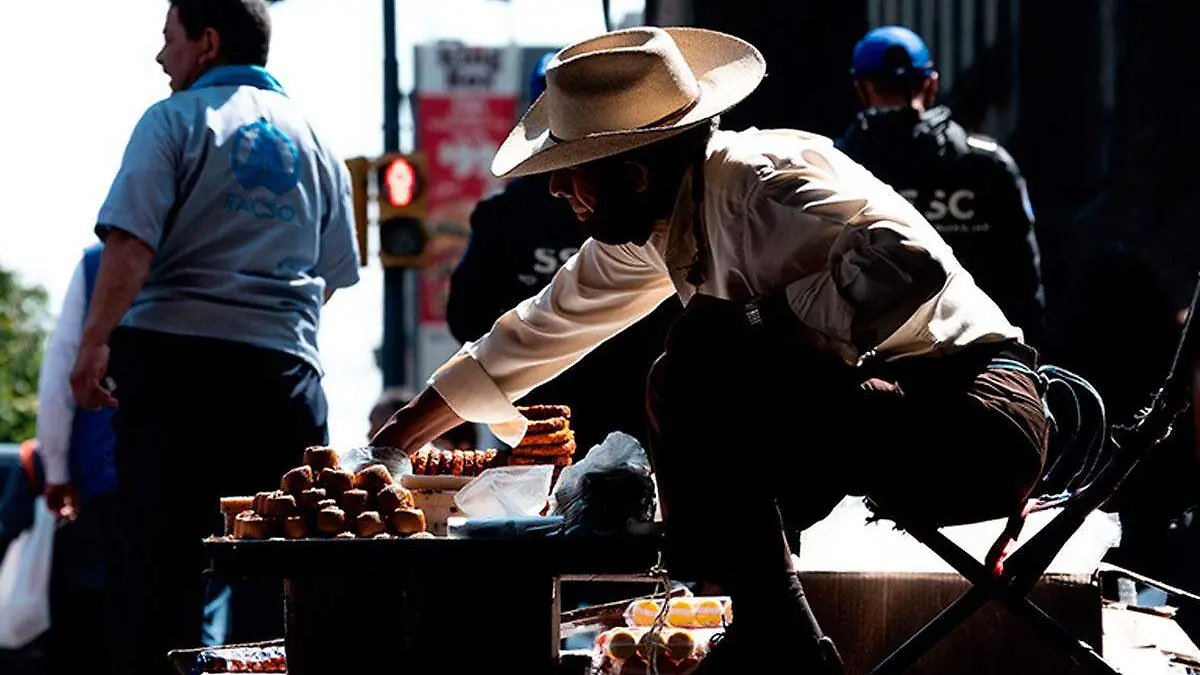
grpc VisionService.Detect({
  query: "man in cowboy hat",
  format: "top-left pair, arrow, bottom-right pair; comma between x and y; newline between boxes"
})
373,26 -> 1048,673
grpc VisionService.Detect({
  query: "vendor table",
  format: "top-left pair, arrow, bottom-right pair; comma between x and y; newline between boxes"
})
204,533 -> 664,674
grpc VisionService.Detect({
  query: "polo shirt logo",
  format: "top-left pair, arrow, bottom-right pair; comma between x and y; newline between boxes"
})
231,117 -> 300,195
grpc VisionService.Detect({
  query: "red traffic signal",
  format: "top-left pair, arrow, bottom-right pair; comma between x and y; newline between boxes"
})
381,156 -> 420,208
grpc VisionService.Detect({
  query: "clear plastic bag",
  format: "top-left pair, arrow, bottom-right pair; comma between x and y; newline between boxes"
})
549,431 -> 656,535
0,497 -> 53,648
453,465 -> 555,518
342,446 -> 414,477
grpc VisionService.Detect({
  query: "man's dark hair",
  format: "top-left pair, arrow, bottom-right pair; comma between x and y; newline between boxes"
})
862,45 -> 929,99
170,0 -> 272,67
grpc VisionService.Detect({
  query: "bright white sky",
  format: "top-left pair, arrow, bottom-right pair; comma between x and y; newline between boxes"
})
0,0 -> 640,449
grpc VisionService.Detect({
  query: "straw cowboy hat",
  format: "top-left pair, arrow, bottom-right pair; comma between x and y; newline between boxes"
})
491,26 -> 766,179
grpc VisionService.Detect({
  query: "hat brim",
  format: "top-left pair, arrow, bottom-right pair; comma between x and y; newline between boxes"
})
491,28 -> 766,179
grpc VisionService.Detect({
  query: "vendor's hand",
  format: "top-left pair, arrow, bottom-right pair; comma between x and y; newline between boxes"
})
45,483 -> 78,522
370,387 -> 466,456
70,340 -> 117,410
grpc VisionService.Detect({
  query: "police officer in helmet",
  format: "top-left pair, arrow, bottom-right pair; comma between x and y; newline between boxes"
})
837,25 -> 1046,348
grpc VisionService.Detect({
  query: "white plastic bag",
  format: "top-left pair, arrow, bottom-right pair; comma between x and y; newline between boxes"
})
549,432 -> 656,534
0,496 -> 54,648
453,465 -> 555,518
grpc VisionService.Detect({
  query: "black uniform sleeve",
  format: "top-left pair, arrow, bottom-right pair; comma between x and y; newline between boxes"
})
987,145 -> 1047,347
446,198 -> 509,345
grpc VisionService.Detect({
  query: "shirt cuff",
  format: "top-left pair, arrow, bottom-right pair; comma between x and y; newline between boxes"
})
44,456 -> 70,486
428,348 -> 528,448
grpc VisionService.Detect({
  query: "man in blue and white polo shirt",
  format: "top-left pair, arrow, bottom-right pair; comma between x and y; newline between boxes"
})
68,1 -> 359,671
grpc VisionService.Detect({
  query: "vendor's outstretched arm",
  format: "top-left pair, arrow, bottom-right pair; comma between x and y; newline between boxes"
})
379,239 -> 674,451
370,387 -> 464,455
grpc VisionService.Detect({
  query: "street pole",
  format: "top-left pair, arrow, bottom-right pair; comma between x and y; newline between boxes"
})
381,0 -> 407,389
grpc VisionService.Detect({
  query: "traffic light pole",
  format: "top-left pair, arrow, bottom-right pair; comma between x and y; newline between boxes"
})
381,0 -> 408,389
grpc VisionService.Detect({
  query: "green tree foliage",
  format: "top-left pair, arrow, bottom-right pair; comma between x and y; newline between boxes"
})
0,266 -> 49,443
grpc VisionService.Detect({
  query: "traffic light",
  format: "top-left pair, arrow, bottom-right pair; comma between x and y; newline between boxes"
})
344,157 -> 370,266
375,152 -> 428,268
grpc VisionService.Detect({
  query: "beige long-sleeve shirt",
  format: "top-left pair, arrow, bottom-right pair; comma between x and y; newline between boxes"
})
430,128 -> 1021,446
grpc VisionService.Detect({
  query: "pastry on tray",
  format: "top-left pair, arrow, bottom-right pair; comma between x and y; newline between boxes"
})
390,508 -> 427,536
303,446 -> 340,473
353,464 -> 394,495
317,468 -> 353,496
280,466 -> 314,495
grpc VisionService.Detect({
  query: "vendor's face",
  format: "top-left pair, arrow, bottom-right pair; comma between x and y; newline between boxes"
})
549,160 -> 657,246
156,7 -> 217,92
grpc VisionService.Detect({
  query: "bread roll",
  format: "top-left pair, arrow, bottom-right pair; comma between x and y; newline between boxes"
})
298,487 -> 327,512
376,484 -> 415,512
317,468 -> 353,496
235,512 -> 269,540
353,464 -> 394,495
263,493 -> 298,519
315,507 -> 347,535
220,497 -> 255,536
282,515 -> 310,539
355,511 -> 386,538
303,446 -> 340,473
220,496 -> 255,516
316,498 -> 338,510
341,489 -> 369,517
281,466 -> 314,495
390,508 -> 426,535
253,491 -> 277,515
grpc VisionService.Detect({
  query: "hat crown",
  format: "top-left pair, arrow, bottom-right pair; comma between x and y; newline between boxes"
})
545,27 -> 701,141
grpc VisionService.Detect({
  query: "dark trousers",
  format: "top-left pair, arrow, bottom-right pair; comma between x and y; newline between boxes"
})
106,327 -> 328,675
645,297 -> 1048,659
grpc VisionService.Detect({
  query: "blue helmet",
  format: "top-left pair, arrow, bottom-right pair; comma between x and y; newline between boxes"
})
529,50 -> 556,101
850,26 -> 934,81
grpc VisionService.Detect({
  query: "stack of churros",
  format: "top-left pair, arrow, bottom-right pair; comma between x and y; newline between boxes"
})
511,405 -> 576,475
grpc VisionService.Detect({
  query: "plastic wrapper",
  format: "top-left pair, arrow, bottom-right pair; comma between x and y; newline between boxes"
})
340,446 -> 413,478
623,596 -> 732,629
192,644 -> 286,673
453,465 -> 555,518
549,431 -> 656,535
593,625 -> 721,675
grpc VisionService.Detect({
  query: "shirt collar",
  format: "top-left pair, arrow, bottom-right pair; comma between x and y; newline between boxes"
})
189,65 -> 287,96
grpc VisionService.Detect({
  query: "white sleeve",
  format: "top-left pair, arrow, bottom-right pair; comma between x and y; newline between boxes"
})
36,261 -> 87,485
429,239 -> 675,446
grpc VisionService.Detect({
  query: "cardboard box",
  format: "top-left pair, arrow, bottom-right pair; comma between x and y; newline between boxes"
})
410,489 -> 462,537
801,571 -> 1101,675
